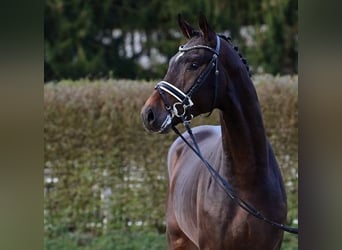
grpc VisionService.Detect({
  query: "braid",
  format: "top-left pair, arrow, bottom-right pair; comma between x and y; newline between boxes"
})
218,34 -> 252,77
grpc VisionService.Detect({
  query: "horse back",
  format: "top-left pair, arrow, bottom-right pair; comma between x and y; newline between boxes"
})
167,125 -> 222,177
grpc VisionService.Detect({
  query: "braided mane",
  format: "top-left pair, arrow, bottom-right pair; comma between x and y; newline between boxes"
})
190,31 -> 252,78
218,34 -> 252,77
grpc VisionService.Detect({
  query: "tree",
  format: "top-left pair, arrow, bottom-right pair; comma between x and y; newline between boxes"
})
44,0 -> 297,81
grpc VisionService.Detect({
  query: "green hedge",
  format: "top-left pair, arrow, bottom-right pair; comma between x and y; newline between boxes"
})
44,75 -> 298,247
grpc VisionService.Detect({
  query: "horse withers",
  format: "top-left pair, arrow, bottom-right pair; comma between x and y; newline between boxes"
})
141,14 -> 287,250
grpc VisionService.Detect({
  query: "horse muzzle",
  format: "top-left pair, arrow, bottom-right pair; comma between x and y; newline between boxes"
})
141,105 -> 173,133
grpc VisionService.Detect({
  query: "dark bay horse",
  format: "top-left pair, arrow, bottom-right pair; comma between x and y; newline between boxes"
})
141,14 -> 287,249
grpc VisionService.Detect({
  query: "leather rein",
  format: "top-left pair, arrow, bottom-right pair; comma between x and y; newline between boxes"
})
155,35 -> 298,235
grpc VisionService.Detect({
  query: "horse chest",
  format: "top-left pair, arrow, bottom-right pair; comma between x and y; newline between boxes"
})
170,159 -> 230,237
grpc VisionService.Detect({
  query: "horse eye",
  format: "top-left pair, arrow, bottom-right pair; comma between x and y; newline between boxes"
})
188,63 -> 200,70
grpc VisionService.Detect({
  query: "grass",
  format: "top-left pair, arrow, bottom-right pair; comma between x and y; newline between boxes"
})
45,231 -> 297,250
45,231 -> 167,250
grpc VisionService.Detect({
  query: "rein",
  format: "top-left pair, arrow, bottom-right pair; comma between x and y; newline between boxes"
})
172,122 -> 298,235
155,35 -> 299,235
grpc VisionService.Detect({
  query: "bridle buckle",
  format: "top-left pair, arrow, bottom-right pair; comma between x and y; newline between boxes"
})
172,102 -> 188,118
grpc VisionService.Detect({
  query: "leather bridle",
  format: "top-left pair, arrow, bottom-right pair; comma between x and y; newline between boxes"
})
155,35 -> 221,121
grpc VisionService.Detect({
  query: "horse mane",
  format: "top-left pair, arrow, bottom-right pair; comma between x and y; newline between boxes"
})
218,34 -> 252,77
190,31 -> 252,78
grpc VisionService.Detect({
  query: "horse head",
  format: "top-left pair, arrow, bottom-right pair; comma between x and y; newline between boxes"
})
141,14 -> 231,133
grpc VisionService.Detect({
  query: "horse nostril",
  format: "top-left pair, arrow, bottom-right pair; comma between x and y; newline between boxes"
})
147,108 -> 155,124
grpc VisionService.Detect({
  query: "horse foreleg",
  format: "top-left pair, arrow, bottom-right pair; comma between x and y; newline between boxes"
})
166,194 -> 198,249
166,223 -> 198,250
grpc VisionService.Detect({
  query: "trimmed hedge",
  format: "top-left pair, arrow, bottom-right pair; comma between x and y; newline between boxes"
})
44,75 -> 298,245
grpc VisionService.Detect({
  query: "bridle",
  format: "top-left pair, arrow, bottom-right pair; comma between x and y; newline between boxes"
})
155,35 -> 221,121
154,35 -> 298,235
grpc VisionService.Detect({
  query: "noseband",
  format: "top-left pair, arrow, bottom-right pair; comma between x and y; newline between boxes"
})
155,35 -> 221,120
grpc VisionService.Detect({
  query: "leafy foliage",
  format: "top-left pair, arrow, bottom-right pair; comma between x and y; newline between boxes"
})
44,75 -> 297,248
45,0 -> 297,81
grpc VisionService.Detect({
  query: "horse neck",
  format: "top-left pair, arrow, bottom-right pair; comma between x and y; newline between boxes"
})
218,56 -> 269,188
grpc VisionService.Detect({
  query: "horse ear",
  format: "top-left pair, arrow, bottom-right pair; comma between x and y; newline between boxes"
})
178,14 -> 195,39
198,13 -> 216,43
